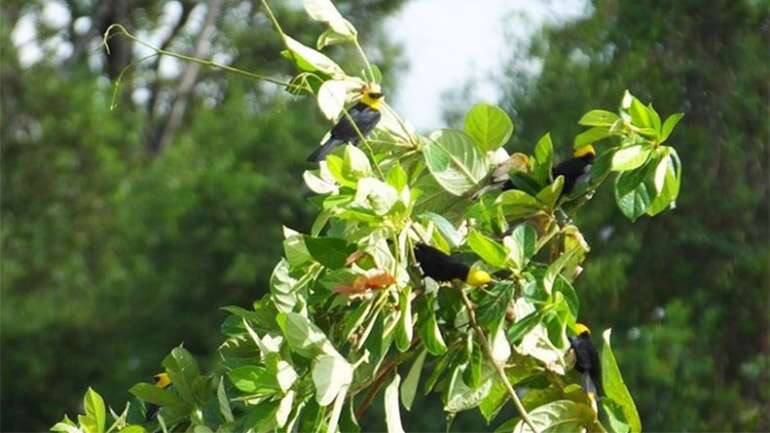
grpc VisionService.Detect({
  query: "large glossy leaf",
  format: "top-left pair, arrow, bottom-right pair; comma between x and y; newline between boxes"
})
601,330 -> 642,433
468,230 -> 508,268
511,400 -> 595,433
463,103 -> 514,151
304,236 -> 357,269
83,388 -> 105,433
423,129 -> 489,196
312,354 -> 353,406
503,224 -> 537,270
303,0 -> 356,37
129,383 -> 185,407
282,36 -> 345,78
317,79 -> 364,120
611,145 -> 651,172
578,109 -> 620,127
496,190 -> 544,220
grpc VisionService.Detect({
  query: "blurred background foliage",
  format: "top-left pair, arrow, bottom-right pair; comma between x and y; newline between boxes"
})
1,0 -> 767,432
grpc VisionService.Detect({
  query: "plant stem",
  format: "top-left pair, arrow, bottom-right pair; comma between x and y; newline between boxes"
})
353,39 -> 375,82
459,289 -> 539,433
102,24 -> 305,91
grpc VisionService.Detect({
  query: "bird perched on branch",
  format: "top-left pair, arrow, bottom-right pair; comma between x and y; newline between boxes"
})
568,323 -> 603,401
413,243 -> 491,287
307,83 -> 384,162
145,372 -> 172,421
499,144 -> 597,197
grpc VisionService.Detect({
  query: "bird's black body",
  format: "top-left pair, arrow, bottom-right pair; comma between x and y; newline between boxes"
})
307,102 -> 382,162
569,331 -> 603,397
413,243 -> 470,283
552,153 -> 595,195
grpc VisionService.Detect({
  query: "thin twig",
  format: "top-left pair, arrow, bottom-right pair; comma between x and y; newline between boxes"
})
102,24 -> 305,90
459,289 -> 539,433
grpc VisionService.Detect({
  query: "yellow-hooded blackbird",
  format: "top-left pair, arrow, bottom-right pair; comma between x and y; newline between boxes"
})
413,243 -> 491,287
307,84 -> 384,162
501,144 -> 596,196
568,323 -> 603,399
146,372 -> 172,421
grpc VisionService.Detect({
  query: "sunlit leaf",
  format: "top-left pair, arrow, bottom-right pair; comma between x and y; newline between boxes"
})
423,129 -> 489,196
463,103 -> 514,151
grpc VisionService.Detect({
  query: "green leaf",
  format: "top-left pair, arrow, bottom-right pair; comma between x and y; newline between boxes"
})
277,312 -> 336,358
282,36 -> 345,78
578,110 -> 620,127
647,103 -> 662,134
506,311 -> 542,344
611,145 -> 651,172
420,212 -> 462,248
502,224 -> 536,270
313,355 -> 353,406
400,349 -> 427,410
601,329 -> 642,433
574,126 -> 613,147
423,129 -> 489,196
162,346 -> 200,405
118,426 -> 145,433
317,29 -> 354,50
353,178 -> 398,215
304,0 -> 357,37
418,300 -> 447,356
511,400 -> 595,433
629,97 -> 652,129
217,377 -> 234,423
304,236 -> 357,269
531,134 -> 553,184
445,366 -> 494,412
601,398 -> 631,433
614,157 -> 658,221
468,230 -> 508,268
535,176 -> 564,210
227,366 -> 278,395
384,374 -> 406,433
660,113 -> 684,142
387,163 -> 408,191
496,190 -> 544,220
128,383 -> 184,407
463,103 -> 514,151
83,388 -> 105,433
647,147 -> 681,215
317,79 -> 363,121
395,287 -> 414,352
51,416 -> 81,433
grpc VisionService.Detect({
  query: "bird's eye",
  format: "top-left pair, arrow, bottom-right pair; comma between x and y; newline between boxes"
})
368,92 -> 383,99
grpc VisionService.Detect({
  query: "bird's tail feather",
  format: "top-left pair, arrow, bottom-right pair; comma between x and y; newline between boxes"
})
307,138 -> 343,162
581,371 -> 598,397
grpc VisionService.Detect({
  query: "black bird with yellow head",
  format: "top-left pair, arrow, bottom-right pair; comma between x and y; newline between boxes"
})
568,323 -> 603,400
145,372 -> 172,421
307,83 -> 384,162
413,243 -> 492,287
501,144 -> 597,197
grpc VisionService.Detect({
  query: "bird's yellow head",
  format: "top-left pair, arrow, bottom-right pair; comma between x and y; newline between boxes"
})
573,145 -> 596,159
153,372 -> 172,389
466,269 -> 492,287
360,83 -> 384,110
574,323 -> 591,335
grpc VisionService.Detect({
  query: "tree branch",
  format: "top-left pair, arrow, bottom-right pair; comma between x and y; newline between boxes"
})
145,0 -> 195,120
149,0 -> 224,154
459,289 -> 539,433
